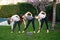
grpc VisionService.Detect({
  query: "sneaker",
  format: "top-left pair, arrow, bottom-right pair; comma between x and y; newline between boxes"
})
33,31 -> 36,33
22,31 -> 25,33
37,30 -> 40,33
47,30 -> 49,33
18,31 -> 21,33
11,31 -> 13,33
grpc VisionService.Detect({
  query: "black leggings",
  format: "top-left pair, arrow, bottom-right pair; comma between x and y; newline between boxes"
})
40,17 -> 49,30
24,18 -> 35,31
12,21 -> 20,32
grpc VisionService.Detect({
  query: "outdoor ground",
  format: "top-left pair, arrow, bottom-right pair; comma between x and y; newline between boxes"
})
0,21 -> 60,40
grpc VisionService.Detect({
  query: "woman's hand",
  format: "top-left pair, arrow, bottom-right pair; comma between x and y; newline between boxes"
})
35,16 -> 39,19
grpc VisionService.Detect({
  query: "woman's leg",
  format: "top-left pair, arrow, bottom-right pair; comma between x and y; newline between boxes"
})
40,19 -> 44,30
12,21 -> 17,32
32,18 -> 35,31
37,19 -> 44,33
17,21 -> 21,32
24,20 -> 31,31
44,17 -> 49,33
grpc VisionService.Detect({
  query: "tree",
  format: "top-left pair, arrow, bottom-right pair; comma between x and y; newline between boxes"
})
27,0 -> 40,14
27,0 -> 50,14
52,0 -> 56,30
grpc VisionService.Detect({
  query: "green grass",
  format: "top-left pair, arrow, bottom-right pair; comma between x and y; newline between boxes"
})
0,21 -> 60,40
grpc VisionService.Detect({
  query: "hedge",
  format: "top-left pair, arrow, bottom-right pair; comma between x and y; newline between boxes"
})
0,3 -> 37,18
56,3 -> 60,22
46,4 -> 53,21
0,3 -> 60,22
46,3 -> 60,22
0,5 -> 19,18
17,3 -> 37,16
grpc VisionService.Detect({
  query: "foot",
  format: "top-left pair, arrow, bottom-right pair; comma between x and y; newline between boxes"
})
33,31 -> 36,33
22,31 -> 25,33
11,31 -> 13,33
47,30 -> 49,33
37,30 -> 40,33
18,31 -> 21,33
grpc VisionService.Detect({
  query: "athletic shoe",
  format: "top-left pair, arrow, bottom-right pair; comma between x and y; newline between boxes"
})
22,31 -> 25,33
18,31 -> 21,33
33,31 -> 36,33
37,30 -> 40,33
47,30 -> 49,33
11,31 -> 13,33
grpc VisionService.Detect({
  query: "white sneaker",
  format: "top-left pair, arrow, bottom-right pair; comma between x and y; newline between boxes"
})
11,31 -> 13,33
47,30 -> 49,33
37,30 -> 40,33
33,31 -> 36,33
18,31 -> 21,33
22,31 -> 25,33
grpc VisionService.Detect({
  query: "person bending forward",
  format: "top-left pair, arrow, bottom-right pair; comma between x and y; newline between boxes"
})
22,12 -> 35,33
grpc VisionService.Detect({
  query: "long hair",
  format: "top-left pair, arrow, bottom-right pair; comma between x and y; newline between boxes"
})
19,15 -> 23,23
7,18 -> 11,24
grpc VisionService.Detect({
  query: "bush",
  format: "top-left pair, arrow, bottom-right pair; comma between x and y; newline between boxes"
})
17,3 -> 37,16
56,3 -> 60,22
0,5 -> 19,18
46,4 -> 53,21
1,3 -> 60,22
46,3 -> 60,22
0,3 -> 37,18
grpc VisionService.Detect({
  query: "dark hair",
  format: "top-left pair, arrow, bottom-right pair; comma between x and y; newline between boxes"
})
42,13 -> 44,14
20,16 -> 23,19
27,13 -> 31,16
7,19 -> 11,24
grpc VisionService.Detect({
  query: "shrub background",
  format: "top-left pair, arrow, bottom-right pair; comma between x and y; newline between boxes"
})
0,3 -> 60,22
46,3 -> 60,22
0,5 -> 18,18
0,3 -> 37,18
17,3 -> 37,16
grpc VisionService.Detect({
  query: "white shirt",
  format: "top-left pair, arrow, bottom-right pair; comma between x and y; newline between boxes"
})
24,12 -> 33,20
11,15 -> 20,21
38,11 -> 46,20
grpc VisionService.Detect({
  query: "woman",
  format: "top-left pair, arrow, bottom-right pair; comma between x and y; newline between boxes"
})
35,11 -> 49,33
22,12 -> 35,33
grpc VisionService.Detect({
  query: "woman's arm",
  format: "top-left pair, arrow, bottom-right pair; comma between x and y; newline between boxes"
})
35,16 -> 40,19
40,11 -> 46,16
23,19 -> 26,28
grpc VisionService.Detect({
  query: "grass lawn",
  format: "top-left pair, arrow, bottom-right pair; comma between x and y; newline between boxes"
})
0,21 -> 60,40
